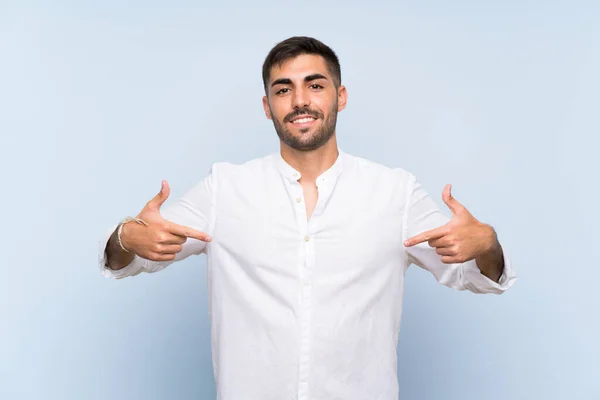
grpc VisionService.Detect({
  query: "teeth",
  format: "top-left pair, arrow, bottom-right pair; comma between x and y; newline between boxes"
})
293,117 -> 315,124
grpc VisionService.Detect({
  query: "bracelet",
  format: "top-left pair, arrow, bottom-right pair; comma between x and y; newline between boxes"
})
117,216 -> 149,253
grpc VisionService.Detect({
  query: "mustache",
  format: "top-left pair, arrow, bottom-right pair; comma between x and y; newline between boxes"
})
284,107 -> 324,123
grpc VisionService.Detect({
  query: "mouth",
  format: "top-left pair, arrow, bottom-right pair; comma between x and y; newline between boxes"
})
288,115 -> 318,127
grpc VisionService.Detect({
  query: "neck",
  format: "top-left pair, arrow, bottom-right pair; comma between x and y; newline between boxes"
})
280,136 -> 339,183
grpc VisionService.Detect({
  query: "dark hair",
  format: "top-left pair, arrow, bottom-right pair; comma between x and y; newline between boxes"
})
262,36 -> 342,93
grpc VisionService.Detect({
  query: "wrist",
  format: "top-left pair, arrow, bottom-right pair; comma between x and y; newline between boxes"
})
476,238 -> 504,283
118,221 -> 133,253
117,216 -> 148,253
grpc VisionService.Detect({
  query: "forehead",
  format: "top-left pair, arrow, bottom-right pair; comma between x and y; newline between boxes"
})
270,54 -> 330,82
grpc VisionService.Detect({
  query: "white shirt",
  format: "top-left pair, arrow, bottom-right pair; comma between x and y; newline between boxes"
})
98,149 -> 517,400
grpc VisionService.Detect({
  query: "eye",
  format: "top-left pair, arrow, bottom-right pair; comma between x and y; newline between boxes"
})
309,84 -> 324,89
276,88 -> 290,95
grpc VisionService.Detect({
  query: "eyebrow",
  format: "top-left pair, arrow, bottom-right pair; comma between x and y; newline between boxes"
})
271,73 -> 328,88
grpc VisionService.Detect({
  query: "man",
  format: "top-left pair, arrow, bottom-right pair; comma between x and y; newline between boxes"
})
99,36 -> 516,400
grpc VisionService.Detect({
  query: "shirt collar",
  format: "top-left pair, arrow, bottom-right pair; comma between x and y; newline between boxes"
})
273,148 -> 345,184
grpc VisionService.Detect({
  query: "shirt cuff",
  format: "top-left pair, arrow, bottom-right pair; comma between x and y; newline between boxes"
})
461,250 -> 517,294
98,223 -> 147,279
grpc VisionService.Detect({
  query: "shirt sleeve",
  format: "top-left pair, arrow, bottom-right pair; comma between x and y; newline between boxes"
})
98,166 -> 216,280
402,173 -> 517,294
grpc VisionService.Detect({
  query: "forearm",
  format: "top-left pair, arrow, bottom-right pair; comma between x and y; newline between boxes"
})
105,225 -> 135,271
475,235 -> 505,283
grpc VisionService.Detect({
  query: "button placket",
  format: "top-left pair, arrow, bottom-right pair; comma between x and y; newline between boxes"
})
287,180 -> 315,400
272,151 -> 343,400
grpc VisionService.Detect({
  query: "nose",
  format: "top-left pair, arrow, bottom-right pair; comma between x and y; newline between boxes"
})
292,87 -> 310,109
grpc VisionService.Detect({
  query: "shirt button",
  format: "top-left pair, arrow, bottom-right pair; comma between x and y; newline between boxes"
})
296,198 -> 302,203
305,236 -> 310,242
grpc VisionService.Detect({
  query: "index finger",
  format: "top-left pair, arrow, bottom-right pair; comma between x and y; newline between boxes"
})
167,222 -> 212,242
404,226 -> 446,247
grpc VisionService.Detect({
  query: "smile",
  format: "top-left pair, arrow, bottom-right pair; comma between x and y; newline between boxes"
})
290,116 -> 317,125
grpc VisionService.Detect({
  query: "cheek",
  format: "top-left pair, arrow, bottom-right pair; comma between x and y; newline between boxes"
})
269,101 -> 290,120
316,95 -> 336,114
267,107 -> 281,121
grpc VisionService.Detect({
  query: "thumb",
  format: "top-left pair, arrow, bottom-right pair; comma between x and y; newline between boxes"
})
442,184 -> 464,215
147,180 -> 170,211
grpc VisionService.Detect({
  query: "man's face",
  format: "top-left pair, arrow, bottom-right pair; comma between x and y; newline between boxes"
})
262,54 -> 347,152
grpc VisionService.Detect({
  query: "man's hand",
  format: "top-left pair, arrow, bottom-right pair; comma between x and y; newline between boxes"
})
403,184 -> 499,265
120,180 -> 212,262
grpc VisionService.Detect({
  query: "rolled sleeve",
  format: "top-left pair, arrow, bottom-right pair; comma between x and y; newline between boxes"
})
461,250 -> 517,294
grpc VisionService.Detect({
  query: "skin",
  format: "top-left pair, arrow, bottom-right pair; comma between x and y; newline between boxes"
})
108,52 -> 504,282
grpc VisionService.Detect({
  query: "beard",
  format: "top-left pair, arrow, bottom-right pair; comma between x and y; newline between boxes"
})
271,102 -> 338,152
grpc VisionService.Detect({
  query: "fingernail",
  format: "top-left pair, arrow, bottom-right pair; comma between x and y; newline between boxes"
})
205,236 -> 212,242
404,240 -> 409,246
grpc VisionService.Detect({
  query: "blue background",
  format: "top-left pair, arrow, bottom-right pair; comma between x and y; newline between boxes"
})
1,1 -> 599,399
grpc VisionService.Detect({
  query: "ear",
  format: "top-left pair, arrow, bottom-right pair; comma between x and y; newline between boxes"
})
337,85 -> 348,112
262,95 -> 272,120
